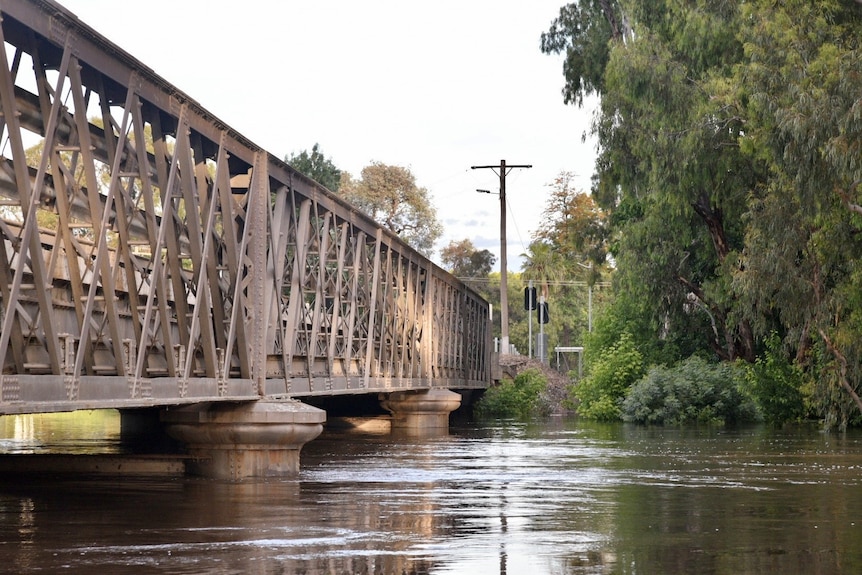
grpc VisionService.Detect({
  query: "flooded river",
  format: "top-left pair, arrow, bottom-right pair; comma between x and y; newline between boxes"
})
1,413 -> 861,574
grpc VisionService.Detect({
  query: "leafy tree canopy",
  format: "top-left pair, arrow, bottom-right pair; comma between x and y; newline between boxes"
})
544,0 -> 862,425
285,143 -> 342,192
340,162 -> 443,258
533,171 -> 609,272
540,0 -> 629,106
440,238 -> 496,280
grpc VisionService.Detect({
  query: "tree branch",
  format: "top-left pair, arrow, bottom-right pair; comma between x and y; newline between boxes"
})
819,328 -> 862,416
599,0 -> 622,40
691,195 -> 729,260
836,180 -> 862,215
678,275 -> 731,360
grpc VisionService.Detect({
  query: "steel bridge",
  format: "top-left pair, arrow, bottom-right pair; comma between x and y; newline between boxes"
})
0,0 -> 491,418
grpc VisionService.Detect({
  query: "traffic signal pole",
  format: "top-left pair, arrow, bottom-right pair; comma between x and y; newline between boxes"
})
471,160 -> 531,355
528,280 -> 534,358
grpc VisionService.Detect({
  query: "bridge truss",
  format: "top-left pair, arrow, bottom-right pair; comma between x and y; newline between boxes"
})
0,0 -> 490,414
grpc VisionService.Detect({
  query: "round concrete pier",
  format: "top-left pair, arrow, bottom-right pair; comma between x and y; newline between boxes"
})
380,389 -> 461,434
161,400 -> 325,480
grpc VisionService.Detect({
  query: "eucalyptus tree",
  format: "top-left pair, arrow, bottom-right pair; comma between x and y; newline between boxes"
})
544,0 -> 862,424
339,162 -> 442,258
543,1 -> 761,362
731,0 -> 862,425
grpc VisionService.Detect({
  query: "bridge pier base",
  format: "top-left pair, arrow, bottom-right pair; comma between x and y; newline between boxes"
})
380,389 -> 461,435
161,400 -> 325,480
119,408 -> 180,453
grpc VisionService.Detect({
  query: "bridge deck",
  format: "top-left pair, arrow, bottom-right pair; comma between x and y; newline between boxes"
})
0,0 -> 490,415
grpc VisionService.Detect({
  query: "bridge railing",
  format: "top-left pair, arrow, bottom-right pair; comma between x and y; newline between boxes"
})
0,0 -> 490,414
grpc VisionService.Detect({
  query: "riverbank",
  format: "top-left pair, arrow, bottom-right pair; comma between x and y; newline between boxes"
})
498,355 -> 576,416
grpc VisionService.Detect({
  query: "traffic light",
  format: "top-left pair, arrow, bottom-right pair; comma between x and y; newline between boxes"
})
538,301 -> 550,324
524,286 -> 537,311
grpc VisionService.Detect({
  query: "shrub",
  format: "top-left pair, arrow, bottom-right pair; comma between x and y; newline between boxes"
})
475,368 -> 549,419
742,332 -> 809,425
572,332 -> 644,421
621,356 -> 760,425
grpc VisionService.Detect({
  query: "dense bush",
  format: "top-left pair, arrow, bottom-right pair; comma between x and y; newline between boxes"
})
742,333 -> 810,425
475,368 -> 549,419
572,332 -> 644,421
621,356 -> 760,425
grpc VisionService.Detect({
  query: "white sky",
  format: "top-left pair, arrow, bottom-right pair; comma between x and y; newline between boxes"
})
58,0 -> 597,271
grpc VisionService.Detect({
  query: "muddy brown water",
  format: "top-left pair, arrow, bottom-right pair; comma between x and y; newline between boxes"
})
0,412 -> 861,574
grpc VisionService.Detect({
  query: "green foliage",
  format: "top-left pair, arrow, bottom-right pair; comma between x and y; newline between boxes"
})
589,1 -> 758,363
285,143 -> 342,192
540,1 -> 627,106
572,332 -> 644,421
731,0 -> 862,426
542,0 -> 862,423
742,333 -> 809,426
622,357 -> 759,425
475,369 -> 549,420
583,287 -> 694,371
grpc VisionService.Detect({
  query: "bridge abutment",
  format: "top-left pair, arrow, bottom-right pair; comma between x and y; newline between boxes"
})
379,389 -> 461,435
161,400 -> 325,480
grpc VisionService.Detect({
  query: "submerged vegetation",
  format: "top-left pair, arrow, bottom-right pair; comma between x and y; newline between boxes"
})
621,357 -> 758,426
474,369 -> 550,420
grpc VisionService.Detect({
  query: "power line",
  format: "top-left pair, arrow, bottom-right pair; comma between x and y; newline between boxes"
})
456,277 -> 611,288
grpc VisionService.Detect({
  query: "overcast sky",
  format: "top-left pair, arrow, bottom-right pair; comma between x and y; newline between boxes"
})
58,0 -> 597,271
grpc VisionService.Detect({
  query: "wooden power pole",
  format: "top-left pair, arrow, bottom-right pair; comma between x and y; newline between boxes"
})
471,160 -> 532,355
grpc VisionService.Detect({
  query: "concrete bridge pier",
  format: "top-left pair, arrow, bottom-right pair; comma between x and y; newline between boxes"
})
160,400 -> 325,480
380,389 -> 462,435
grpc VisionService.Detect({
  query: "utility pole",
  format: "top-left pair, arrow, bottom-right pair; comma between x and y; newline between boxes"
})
471,160 -> 532,355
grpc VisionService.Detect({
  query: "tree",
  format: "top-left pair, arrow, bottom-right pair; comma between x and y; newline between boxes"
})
440,239 -> 495,280
540,0 -> 629,107
285,143 -> 342,192
544,1 -> 759,363
545,0 -> 862,425
521,240 -> 566,301
729,0 -> 862,427
534,171 -> 609,275
340,162 -> 442,257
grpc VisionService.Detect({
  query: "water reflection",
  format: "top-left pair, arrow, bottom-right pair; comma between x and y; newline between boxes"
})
1,417 -> 862,574
0,411 -> 121,454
